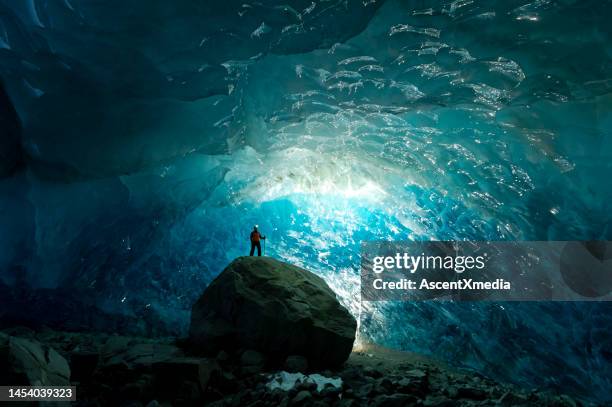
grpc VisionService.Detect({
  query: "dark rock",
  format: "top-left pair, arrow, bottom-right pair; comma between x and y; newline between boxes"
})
121,382 -> 146,399
0,332 -> 70,385
198,359 -> 222,392
284,355 -> 309,373
297,380 -> 317,393
320,383 -> 341,398
373,394 -> 418,407
291,390 -> 312,405
395,377 -> 411,391
354,382 -> 374,398
528,392 -> 580,407
405,368 -> 427,381
422,395 -> 455,407
71,351 -> 100,382
1,326 -> 36,338
496,390 -> 529,405
189,257 -> 356,369
456,385 -> 487,400
241,350 -> 266,366
0,329 -> 588,407
266,388 -> 285,402
221,371 -> 238,390
395,369 -> 428,395
178,380 -> 201,401
340,366 -> 362,381
102,335 -> 132,352
445,386 -> 458,398
119,375 -> 154,400
375,377 -> 394,394
241,365 -> 264,376
151,357 -> 201,387
102,339 -> 184,369
364,366 -> 383,378
278,395 -> 290,407
554,395 -> 579,407
217,350 -> 230,362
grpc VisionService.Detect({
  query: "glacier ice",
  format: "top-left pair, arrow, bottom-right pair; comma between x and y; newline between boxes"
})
0,0 -> 611,403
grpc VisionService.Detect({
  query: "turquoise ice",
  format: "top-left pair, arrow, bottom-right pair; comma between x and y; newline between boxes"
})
0,0 -> 610,402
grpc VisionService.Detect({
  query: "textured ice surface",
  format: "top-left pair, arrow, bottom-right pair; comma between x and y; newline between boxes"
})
0,0 -> 611,402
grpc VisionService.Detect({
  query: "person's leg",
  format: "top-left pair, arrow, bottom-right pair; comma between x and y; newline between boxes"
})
257,242 -> 262,256
250,243 -> 255,256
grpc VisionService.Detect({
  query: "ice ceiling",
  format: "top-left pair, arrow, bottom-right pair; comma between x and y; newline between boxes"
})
0,0 -> 611,402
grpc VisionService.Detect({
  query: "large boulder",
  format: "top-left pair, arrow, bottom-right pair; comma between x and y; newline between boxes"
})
189,257 -> 356,369
0,332 -> 70,386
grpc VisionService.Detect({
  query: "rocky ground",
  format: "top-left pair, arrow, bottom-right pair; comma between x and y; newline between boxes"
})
1,326 -> 597,407
2,258 -> 603,406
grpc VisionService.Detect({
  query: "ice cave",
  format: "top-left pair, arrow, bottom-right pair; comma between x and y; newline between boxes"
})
0,0 -> 611,404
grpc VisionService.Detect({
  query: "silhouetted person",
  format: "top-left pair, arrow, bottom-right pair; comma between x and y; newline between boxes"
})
250,225 -> 266,256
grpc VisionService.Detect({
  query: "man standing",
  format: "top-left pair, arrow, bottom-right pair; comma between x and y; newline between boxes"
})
249,225 -> 266,256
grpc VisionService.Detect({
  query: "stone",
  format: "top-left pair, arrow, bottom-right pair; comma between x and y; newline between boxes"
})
198,359 -> 222,392
395,377 -> 411,390
241,350 -> 266,366
70,351 -> 99,382
178,381 -> 201,401
555,395 -> 578,407
241,364 -> 264,376
374,377 -> 393,394
396,369 -> 428,395
151,357 -> 202,386
496,390 -> 528,405
320,383 -> 341,398
364,366 -> 383,378
354,382 -> 374,398
102,336 -> 133,359
284,355 -> 309,373
121,382 -> 146,399
373,394 -> 418,407
189,257 -> 356,369
297,381 -> 317,393
216,350 -> 230,362
291,390 -> 312,405
103,340 -> 184,369
456,385 -> 487,400
405,369 -> 427,381
0,333 -> 70,386
446,386 -> 458,398
422,395 -> 455,407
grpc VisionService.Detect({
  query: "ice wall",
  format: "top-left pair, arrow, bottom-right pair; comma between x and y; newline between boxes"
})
0,0 -> 611,402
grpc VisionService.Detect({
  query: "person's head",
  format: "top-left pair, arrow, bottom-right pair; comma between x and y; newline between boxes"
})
253,225 -> 258,231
